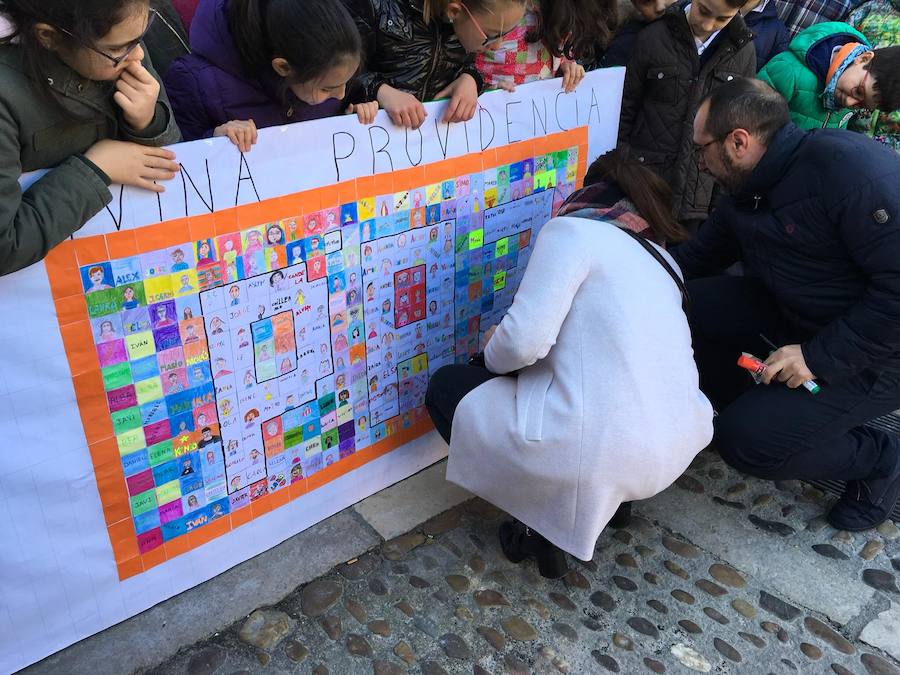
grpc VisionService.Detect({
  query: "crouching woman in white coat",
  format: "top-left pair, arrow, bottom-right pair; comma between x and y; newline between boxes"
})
425,151 -> 715,578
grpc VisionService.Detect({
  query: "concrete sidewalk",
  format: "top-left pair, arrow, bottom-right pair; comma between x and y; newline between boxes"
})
22,452 -> 900,674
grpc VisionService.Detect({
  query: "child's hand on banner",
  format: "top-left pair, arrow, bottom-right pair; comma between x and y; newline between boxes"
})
559,61 -> 585,93
214,120 -> 258,153
346,101 -> 379,125
377,85 -> 428,129
436,73 -> 479,124
84,140 -> 180,192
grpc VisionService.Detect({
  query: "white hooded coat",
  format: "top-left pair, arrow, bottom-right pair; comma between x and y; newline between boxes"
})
446,216 -> 714,560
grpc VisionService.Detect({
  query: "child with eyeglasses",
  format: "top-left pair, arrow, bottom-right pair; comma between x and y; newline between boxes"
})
847,0 -> 900,153
342,0 -> 526,129
475,0 -> 617,93
0,0 -> 181,276
759,22 -> 900,133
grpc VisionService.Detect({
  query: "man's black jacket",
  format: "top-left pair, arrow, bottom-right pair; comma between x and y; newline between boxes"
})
672,123 -> 900,383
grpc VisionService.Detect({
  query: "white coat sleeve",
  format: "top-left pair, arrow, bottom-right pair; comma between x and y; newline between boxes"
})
484,218 -> 591,374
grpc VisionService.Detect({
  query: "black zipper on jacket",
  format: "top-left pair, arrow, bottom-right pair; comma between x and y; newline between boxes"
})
419,21 -> 443,101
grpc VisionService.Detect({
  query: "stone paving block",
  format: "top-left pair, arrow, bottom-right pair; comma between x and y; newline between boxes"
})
127,451 -> 900,675
861,603 -> 900,662
640,477 -> 877,624
353,459 -> 471,540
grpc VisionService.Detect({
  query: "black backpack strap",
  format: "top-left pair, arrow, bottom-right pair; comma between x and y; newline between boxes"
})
621,228 -> 691,316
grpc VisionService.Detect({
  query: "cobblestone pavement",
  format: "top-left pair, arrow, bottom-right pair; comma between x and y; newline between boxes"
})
145,450 -> 900,675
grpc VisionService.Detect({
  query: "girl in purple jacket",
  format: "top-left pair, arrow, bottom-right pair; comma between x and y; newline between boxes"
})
164,0 -> 377,150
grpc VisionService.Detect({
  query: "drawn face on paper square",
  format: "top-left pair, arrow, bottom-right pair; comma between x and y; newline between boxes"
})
285,241 -> 305,267
81,262 -> 114,294
195,239 -> 217,266
268,269 -> 287,292
163,368 -> 188,395
119,282 -> 146,311
358,219 -> 376,243
176,294 -> 201,321
301,235 -> 324,260
167,245 -> 194,273
408,207 -> 426,230
318,208 -> 338,233
240,250 -> 265,278
307,256 -> 326,281
304,212 -> 325,235
425,204 -> 441,226
328,272 -> 346,295
174,269 -> 198,296
265,246 -> 285,271
149,300 -> 177,329
205,311 -> 227,336
264,223 -> 286,247
179,317 -> 204,345
215,233 -> 242,260
240,228 -> 264,256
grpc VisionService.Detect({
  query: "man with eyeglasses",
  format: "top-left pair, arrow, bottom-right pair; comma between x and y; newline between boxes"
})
673,77 -> 900,532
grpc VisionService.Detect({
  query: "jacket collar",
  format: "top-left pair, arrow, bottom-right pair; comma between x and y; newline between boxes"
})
735,123 -> 806,200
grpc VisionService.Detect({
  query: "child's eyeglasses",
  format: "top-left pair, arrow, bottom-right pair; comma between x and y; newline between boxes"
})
849,70 -> 870,107
55,8 -> 158,67
459,2 -> 516,47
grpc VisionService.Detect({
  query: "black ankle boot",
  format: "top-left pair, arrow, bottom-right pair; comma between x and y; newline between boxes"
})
498,520 -> 568,579
609,502 -> 632,529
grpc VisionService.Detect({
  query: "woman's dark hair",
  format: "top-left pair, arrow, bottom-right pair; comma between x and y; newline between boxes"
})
529,0 -> 618,61
0,0 -> 145,102
228,0 -> 362,85
584,150 -> 687,244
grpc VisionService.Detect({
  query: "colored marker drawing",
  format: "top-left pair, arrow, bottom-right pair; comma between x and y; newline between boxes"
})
50,132 -> 586,577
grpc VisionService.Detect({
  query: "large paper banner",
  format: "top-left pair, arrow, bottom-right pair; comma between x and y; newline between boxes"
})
47,128 -> 586,579
1,70 -> 623,673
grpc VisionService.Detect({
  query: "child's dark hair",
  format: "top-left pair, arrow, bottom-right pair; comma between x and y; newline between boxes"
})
0,0 -> 146,101
584,149 -> 687,244
529,0 -> 618,61
228,0 -> 362,85
422,0 -> 526,24
867,47 -> 900,112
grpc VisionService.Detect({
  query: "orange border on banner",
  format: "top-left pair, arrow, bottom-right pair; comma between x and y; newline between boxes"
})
44,127 -> 588,579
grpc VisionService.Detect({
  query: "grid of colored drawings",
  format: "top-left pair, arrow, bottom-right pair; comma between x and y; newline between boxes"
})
45,129 -> 588,579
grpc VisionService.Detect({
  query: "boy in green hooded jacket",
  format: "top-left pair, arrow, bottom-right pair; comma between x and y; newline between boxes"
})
758,21 -> 900,130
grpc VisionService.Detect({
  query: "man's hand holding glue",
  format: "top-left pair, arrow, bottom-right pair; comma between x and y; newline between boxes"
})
761,344 -> 817,389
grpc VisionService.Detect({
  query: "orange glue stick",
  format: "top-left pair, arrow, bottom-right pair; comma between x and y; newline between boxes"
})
737,352 -> 766,383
